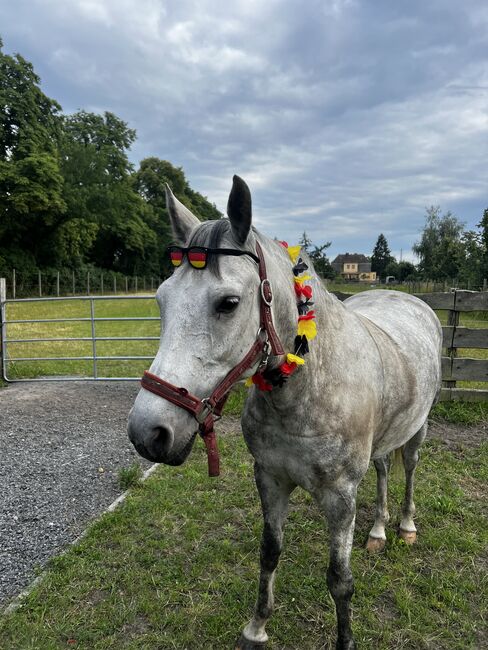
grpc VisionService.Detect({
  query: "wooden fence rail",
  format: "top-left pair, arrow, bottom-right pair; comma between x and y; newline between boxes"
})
332,290 -> 488,403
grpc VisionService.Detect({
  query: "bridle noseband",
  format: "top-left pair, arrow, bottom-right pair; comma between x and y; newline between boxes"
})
140,241 -> 284,477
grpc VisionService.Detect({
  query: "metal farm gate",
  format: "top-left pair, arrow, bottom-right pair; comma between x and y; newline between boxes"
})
0,279 -> 159,383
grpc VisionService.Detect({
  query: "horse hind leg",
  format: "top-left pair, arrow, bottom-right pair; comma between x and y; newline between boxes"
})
236,464 -> 295,650
399,421 -> 428,544
366,455 -> 390,553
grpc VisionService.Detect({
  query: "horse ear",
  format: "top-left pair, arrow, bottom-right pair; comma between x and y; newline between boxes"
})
165,184 -> 200,243
227,175 -> 252,244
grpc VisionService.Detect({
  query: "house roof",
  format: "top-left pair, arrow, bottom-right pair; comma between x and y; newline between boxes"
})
331,253 -> 370,264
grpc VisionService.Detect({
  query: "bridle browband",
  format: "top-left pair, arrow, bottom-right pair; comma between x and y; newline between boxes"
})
140,241 -> 284,477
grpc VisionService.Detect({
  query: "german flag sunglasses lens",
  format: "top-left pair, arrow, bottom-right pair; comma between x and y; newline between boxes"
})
169,249 -> 184,267
168,247 -> 208,269
187,250 -> 207,268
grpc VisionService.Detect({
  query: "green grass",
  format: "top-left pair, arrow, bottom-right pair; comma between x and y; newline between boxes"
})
118,464 -> 144,491
1,431 -> 486,650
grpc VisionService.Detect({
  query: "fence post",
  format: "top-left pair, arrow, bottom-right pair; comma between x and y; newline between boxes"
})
135,276 -> 138,293
72,271 -> 76,296
87,272 -> 90,295
125,277 -> 128,293
101,273 -> 104,295
113,275 -> 117,294
38,270 -> 42,297
445,290 -> 459,391
12,269 -> 16,300
56,271 -> 60,297
484,278 -> 487,292
0,278 -> 6,379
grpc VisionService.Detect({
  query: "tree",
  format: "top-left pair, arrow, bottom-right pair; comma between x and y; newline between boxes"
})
371,234 -> 393,280
132,158 -> 222,274
413,206 -> 465,281
298,231 -> 335,278
59,111 -> 159,273
0,38 -> 66,267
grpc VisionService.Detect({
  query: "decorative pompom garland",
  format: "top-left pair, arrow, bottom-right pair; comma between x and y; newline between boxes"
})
245,241 -> 316,390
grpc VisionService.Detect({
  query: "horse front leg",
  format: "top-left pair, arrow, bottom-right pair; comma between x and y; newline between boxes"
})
236,463 -> 295,650
316,484 -> 358,650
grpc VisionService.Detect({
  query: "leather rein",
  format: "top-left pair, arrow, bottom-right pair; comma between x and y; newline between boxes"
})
140,241 -> 284,477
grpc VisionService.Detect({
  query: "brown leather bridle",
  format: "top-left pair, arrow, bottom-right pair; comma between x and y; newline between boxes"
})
140,241 -> 284,477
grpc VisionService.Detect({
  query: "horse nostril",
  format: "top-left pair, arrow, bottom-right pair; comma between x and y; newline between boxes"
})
150,426 -> 174,456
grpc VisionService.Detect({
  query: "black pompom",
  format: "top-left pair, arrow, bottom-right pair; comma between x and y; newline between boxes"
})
294,335 -> 309,356
298,300 -> 314,316
292,258 -> 309,276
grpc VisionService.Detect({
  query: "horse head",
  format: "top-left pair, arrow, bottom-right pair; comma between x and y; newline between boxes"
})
127,176 -> 292,465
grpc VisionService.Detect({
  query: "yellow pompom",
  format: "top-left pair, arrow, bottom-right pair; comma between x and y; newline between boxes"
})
244,377 -> 253,387
286,353 -> 305,365
286,245 -> 301,264
293,274 -> 311,283
297,320 -> 317,340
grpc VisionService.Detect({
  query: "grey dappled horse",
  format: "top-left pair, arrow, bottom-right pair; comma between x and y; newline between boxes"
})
128,176 -> 442,649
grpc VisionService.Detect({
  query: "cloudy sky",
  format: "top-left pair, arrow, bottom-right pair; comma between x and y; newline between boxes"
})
1,0 -> 487,261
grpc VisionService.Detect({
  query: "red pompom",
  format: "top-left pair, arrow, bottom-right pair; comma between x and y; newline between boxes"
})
298,310 -> 315,321
302,285 -> 313,299
279,241 -> 289,248
279,362 -> 297,376
252,373 -> 273,391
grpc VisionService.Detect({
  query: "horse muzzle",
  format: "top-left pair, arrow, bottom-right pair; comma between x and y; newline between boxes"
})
127,402 -> 198,465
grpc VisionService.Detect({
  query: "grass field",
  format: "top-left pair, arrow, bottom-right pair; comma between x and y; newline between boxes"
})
0,426 -> 486,650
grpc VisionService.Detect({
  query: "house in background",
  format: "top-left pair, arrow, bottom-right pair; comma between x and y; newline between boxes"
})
331,253 -> 377,282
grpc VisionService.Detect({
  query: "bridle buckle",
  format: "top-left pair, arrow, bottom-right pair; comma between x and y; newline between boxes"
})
195,398 -> 215,424
260,279 -> 273,306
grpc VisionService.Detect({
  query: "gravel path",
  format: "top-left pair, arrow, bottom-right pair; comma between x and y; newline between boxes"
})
0,381 -> 151,608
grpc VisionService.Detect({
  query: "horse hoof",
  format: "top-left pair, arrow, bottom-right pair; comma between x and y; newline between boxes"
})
235,634 -> 267,649
366,536 -> 386,553
398,529 -> 417,544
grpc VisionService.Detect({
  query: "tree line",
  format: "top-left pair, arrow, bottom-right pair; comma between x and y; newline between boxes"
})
0,37 -> 221,281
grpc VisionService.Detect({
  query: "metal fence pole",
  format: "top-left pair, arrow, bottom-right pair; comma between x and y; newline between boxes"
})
56,271 -> 60,297
38,271 -> 42,297
0,278 -> 5,379
90,298 -> 98,379
101,273 -> 104,295
72,271 -> 76,296
12,269 -> 16,300
135,276 -> 138,293
125,277 -> 128,293
87,272 -> 90,295
114,275 -> 117,294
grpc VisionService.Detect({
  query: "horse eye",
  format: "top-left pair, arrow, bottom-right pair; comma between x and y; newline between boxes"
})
216,296 -> 240,314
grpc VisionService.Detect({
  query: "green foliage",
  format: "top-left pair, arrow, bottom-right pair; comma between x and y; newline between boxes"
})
298,231 -> 335,278
371,233 -> 394,280
0,41 -> 220,279
413,207 -> 465,281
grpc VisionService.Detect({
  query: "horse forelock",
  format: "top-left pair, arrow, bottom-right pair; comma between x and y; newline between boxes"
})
186,219 -> 259,276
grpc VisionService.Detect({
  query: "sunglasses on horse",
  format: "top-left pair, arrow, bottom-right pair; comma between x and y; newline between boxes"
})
167,245 -> 260,269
